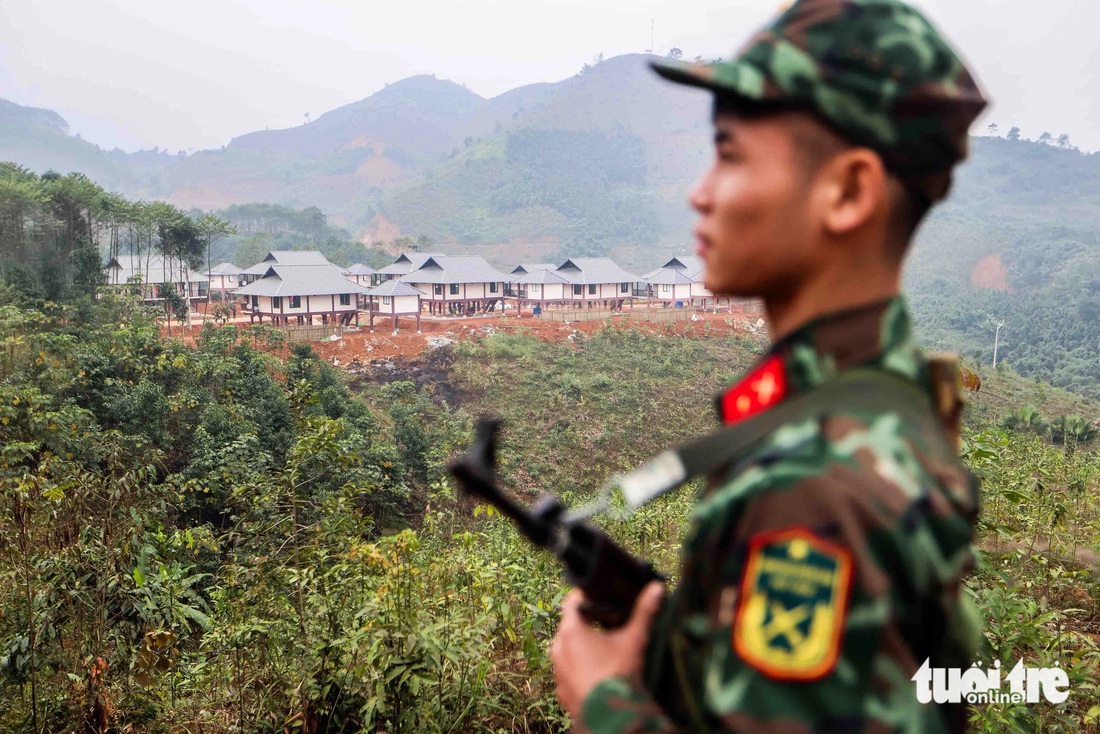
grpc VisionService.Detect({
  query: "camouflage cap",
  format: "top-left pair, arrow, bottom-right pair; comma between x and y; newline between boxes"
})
650,0 -> 988,202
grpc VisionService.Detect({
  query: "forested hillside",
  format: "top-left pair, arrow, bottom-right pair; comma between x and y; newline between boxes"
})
0,55 -> 705,234
206,203 -> 397,269
906,138 -> 1100,396
2,300 -> 1099,732
0,99 -> 179,194
3,55 -> 1098,391
2,164 -> 1100,732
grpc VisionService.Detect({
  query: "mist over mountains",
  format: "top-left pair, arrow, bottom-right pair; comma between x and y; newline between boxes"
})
0,55 -> 709,246
2,53 -> 1099,393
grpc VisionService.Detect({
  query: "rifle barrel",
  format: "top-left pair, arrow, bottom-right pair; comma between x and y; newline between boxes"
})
449,458 -> 552,547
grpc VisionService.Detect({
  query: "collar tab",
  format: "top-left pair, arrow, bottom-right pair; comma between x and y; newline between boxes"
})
717,354 -> 788,425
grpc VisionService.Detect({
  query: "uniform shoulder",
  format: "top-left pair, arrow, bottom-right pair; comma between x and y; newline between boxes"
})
698,403 -> 969,524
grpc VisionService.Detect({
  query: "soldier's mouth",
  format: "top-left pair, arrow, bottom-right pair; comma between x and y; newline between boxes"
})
694,229 -> 711,257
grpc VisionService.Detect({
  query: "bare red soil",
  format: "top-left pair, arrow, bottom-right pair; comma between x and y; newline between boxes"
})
165,307 -> 762,368
312,310 -> 758,366
970,253 -> 1011,292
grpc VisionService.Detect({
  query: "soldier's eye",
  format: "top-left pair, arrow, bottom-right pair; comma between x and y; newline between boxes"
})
717,146 -> 740,163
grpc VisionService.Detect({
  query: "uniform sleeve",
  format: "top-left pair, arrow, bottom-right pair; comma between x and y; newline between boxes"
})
580,445 -> 947,734
691,460 -> 905,733
580,676 -> 679,734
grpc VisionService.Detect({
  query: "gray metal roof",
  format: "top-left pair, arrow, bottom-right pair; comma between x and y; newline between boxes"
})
241,262 -> 272,276
264,250 -> 333,266
510,263 -> 555,275
234,264 -> 369,297
208,262 -> 243,276
516,269 -> 570,285
242,250 -> 333,276
644,268 -> 695,285
375,252 -> 445,276
366,280 -> 425,297
554,258 -> 639,284
662,255 -> 705,278
400,256 -> 513,284
345,263 -> 376,275
105,255 -> 207,283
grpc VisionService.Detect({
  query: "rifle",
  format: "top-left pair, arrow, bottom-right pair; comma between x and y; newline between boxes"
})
448,418 -> 664,629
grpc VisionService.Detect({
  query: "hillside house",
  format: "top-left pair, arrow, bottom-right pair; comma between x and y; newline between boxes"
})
104,255 -> 208,303
239,250 -> 335,286
207,262 -> 243,299
662,255 -> 704,275
400,256 -> 512,316
509,263 -> 555,277
507,263 -> 555,297
375,252 -> 445,281
344,263 -> 378,287
512,269 -> 573,314
510,263 -> 555,275
642,267 -> 695,306
235,263 -> 368,326
365,280 -> 423,333
655,255 -> 755,311
659,255 -> 717,306
553,258 -> 639,310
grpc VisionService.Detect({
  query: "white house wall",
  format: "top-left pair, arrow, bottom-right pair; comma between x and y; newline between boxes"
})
654,283 -> 693,301
690,282 -> 714,299
377,294 -> 420,314
249,294 -> 358,315
409,282 -> 504,302
525,282 -> 568,300
212,274 -> 238,290
563,283 -> 632,300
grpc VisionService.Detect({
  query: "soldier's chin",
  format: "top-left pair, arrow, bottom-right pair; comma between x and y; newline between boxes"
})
705,277 -> 757,299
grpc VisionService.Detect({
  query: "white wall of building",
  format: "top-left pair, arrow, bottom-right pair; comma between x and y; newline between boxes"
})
211,274 -> 239,290
653,283 -> 693,301
376,294 -> 421,314
563,282 -> 632,301
248,294 -> 358,316
409,281 -> 504,302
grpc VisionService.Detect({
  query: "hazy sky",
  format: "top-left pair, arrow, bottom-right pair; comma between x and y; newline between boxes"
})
2,0 -> 1097,153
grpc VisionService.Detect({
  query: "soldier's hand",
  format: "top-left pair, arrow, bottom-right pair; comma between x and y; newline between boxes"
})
550,581 -> 665,720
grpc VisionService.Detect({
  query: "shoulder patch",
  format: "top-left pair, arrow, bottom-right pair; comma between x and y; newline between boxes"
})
733,527 -> 852,681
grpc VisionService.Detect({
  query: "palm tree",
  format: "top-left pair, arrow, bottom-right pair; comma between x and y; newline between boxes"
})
1063,415 -> 1097,444
1003,406 -> 1046,435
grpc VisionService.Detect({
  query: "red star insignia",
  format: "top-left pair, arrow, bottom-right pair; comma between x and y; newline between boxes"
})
718,355 -> 788,425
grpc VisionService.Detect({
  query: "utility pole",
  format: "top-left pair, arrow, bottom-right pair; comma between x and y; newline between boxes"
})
992,321 -> 1004,367
651,18 -> 655,56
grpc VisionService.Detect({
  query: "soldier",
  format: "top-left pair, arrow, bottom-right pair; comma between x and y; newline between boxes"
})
550,0 -> 988,732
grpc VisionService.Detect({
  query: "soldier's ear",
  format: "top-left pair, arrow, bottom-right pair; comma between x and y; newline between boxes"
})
818,148 -> 888,239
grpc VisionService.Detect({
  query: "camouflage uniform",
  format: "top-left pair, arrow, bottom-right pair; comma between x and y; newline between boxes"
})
577,1 -> 989,732
581,298 -> 984,732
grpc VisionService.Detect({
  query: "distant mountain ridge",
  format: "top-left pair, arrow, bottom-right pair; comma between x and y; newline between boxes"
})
2,64 -> 1099,392
3,57 -> 1098,256
0,98 -> 69,134
0,55 -> 710,240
